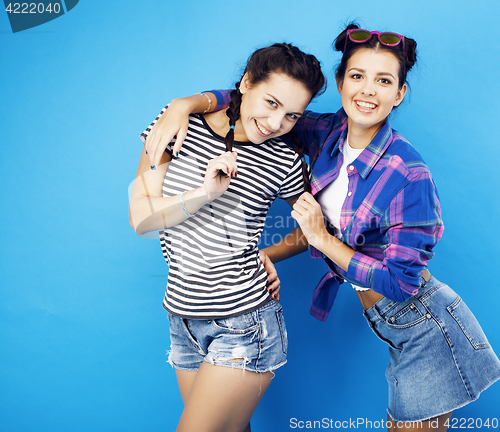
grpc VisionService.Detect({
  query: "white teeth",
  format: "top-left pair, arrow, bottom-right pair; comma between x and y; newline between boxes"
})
356,101 -> 377,109
255,120 -> 272,135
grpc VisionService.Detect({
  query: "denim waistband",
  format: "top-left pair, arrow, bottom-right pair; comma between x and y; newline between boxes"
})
364,275 -> 444,324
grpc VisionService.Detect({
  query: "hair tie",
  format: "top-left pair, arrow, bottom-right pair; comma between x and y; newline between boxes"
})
229,125 -> 235,130
301,156 -> 306,163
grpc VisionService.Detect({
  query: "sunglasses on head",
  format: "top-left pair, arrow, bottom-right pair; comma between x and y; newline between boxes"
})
344,29 -> 405,53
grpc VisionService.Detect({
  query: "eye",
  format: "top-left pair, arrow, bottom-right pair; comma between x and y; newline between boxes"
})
267,99 -> 278,108
350,73 -> 363,80
287,113 -> 299,120
378,78 -> 392,85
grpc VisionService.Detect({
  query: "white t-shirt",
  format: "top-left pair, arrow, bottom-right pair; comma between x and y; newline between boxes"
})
317,138 -> 369,292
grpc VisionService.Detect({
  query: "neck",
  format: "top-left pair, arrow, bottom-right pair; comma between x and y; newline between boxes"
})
346,119 -> 385,149
205,109 -> 248,142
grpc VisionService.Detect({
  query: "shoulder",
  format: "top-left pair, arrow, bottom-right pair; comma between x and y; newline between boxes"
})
301,108 -> 347,133
385,130 -> 432,179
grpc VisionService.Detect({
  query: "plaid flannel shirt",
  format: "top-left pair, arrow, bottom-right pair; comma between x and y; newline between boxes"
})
211,91 -> 444,321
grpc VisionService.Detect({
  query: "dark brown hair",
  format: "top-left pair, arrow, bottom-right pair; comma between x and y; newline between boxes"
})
333,23 -> 417,90
224,43 -> 326,193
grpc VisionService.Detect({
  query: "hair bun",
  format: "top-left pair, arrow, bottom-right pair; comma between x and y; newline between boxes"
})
333,23 -> 360,52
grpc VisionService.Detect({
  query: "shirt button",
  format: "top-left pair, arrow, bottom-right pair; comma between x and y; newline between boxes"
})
349,165 -> 355,171
348,191 -> 352,197
426,314 -> 432,319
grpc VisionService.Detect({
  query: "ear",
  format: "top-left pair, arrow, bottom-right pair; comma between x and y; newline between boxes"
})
336,77 -> 343,95
239,72 -> 251,94
394,83 -> 407,107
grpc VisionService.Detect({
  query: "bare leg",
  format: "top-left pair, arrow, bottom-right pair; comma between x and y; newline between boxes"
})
388,412 -> 453,432
176,361 -> 273,432
176,368 -> 252,431
176,370 -> 197,404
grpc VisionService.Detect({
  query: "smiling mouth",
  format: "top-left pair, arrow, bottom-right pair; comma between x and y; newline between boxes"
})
255,119 -> 273,136
356,100 -> 378,110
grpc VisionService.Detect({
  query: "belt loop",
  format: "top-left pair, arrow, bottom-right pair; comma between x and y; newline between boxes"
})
421,269 -> 431,283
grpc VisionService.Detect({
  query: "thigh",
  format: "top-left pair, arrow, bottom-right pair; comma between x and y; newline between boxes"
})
176,362 -> 273,432
176,370 -> 198,405
388,412 -> 453,432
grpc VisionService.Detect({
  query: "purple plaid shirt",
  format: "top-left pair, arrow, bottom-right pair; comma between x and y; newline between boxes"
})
211,91 -> 444,321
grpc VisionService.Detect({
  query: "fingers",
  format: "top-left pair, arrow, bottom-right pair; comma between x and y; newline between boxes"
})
292,191 -> 322,217
258,250 -> 281,300
207,152 -> 238,177
145,107 -> 191,169
267,277 -> 281,300
208,161 -> 236,178
290,209 -> 301,222
172,128 -> 188,159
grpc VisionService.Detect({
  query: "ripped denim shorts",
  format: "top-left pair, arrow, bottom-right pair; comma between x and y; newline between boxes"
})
167,299 -> 287,373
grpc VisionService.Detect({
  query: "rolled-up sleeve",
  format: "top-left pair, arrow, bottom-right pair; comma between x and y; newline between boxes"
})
342,169 -> 444,301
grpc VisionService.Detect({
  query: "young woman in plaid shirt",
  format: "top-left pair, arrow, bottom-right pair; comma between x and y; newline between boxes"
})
147,25 -> 500,432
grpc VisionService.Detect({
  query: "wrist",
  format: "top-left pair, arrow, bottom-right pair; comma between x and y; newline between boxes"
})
170,96 -> 199,114
308,228 -> 331,252
183,186 -> 211,215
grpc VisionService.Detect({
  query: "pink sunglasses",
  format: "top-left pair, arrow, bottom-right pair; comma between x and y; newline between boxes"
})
344,29 -> 406,78
344,29 -> 405,53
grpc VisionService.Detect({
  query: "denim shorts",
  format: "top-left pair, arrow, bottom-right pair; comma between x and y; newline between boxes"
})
364,275 -> 500,422
167,299 -> 287,373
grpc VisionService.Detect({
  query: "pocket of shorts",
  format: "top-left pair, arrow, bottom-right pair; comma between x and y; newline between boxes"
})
275,306 -> 288,355
386,303 -> 428,329
212,313 -> 259,334
447,296 -> 491,350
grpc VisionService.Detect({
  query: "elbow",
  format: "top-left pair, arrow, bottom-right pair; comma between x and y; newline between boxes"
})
129,203 -> 146,235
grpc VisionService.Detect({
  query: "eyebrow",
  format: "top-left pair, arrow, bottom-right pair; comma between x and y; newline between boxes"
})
266,93 -> 305,116
348,67 -> 396,80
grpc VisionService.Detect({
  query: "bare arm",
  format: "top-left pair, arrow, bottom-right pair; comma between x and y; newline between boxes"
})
145,93 -> 217,168
129,145 -> 237,235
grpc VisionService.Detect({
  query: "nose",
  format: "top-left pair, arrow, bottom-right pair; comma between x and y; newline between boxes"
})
361,84 -> 375,97
268,112 -> 284,132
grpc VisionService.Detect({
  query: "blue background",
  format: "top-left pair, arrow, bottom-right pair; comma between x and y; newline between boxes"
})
1,1 -> 499,430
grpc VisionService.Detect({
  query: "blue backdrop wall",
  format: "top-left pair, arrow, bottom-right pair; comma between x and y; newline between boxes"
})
1,1 -> 499,431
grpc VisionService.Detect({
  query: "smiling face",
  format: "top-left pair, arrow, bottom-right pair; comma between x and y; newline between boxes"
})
236,72 -> 312,144
337,48 -> 407,145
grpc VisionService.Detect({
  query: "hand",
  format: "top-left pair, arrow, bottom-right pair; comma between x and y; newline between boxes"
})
203,151 -> 238,201
291,192 -> 329,249
259,250 -> 280,300
145,98 -> 191,169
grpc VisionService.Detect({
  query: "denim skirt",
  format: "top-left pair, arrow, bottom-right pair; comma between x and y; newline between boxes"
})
364,275 -> 500,422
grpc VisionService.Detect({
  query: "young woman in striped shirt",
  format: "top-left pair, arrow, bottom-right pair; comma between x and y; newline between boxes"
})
147,25 -> 500,432
129,43 -> 325,432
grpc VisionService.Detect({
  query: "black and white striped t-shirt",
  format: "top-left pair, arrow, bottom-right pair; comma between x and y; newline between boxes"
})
141,109 -> 305,319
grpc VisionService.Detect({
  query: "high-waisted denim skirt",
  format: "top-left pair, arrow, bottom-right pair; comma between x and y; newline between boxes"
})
364,275 -> 500,422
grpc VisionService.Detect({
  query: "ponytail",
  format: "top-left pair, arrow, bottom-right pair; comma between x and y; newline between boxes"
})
223,85 -> 242,152
287,130 -> 311,193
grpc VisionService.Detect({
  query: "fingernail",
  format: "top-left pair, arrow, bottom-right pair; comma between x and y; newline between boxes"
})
151,166 -> 156,170
145,150 -> 148,154
175,151 -> 179,157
